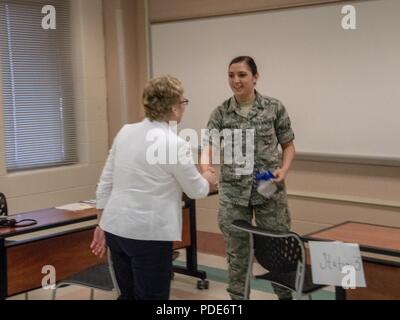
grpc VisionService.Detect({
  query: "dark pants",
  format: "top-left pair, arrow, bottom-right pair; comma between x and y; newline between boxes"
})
105,232 -> 173,300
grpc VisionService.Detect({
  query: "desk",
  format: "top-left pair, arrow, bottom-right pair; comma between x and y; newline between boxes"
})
0,208 -> 100,299
0,198 -> 206,299
304,221 -> 400,300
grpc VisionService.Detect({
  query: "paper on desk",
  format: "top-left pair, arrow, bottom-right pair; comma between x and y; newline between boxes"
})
56,202 -> 95,211
80,199 -> 96,205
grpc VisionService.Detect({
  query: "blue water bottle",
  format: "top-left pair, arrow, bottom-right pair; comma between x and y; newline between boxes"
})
256,170 -> 277,199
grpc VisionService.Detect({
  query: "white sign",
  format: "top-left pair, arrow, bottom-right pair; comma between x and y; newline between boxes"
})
308,241 -> 366,288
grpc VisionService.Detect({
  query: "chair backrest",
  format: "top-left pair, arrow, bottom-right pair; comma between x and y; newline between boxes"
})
0,193 -> 8,216
232,220 -> 305,273
253,232 -> 304,273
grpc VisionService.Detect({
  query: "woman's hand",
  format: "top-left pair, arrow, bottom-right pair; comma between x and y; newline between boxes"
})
273,167 -> 288,184
90,226 -> 107,258
202,169 -> 219,192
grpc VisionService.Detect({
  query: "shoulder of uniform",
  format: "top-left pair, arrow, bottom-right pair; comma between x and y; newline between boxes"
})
210,104 -> 224,118
260,95 -> 280,105
211,98 -> 232,115
221,97 -> 234,109
259,95 -> 286,110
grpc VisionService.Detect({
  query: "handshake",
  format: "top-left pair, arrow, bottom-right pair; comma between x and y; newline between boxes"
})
201,166 -> 219,193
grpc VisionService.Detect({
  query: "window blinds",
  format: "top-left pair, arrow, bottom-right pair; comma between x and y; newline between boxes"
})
0,0 -> 77,172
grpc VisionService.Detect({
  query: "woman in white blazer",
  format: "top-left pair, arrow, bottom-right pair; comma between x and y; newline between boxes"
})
90,76 -> 217,300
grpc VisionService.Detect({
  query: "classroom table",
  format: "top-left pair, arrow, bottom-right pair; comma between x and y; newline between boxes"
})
303,221 -> 400,300
0,197 -> 207,299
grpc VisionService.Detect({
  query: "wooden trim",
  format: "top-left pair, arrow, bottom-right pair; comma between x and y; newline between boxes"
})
199,189 -> 400,212
288,190 -> 400,209
149,0 -> 352,23
295,152 -> 400,167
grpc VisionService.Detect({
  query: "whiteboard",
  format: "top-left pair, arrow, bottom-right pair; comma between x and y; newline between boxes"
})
151,0 -> 400,163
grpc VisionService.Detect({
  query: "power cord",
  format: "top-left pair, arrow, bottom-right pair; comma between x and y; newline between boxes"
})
0,216 -> 38,228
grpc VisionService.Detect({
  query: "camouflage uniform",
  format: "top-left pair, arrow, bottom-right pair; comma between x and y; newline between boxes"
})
204,91 -> 295,300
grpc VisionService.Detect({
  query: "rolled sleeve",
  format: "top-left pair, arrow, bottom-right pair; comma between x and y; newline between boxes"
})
203,107 -> 223,149
275,101 -> 295,145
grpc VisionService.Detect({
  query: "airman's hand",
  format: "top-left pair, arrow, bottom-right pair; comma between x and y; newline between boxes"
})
273,167 -> 288,184
202,169 -> 218,192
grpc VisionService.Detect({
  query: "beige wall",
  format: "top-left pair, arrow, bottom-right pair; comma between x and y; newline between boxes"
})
0,0 -> 108,214
146,0 -> 400,236
103,0 -> 149,145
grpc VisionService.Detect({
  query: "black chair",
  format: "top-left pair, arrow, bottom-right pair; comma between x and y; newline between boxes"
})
52,249 -> 120,300
0,192 -> 8,216
232,220 -> 327,300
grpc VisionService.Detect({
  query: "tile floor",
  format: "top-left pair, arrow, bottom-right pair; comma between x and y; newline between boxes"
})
7,250 -> 335,300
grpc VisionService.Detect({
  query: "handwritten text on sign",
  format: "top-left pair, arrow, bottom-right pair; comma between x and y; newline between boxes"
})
308,241 -> 366,288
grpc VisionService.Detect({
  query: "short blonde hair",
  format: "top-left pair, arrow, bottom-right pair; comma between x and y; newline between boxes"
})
143,76 -> 184,121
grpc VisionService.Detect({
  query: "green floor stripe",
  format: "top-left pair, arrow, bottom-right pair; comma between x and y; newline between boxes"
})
173,260 -> 335,300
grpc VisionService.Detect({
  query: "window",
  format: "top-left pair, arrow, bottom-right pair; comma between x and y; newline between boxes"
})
0,0 -> 76,172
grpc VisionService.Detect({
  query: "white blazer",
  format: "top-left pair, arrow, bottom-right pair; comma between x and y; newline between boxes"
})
97,119 -> 209,241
